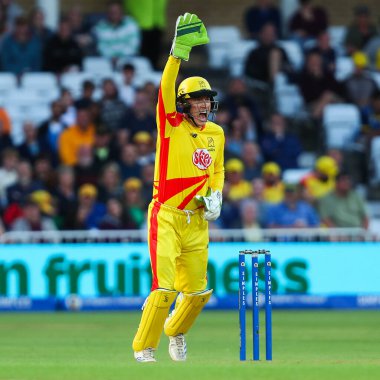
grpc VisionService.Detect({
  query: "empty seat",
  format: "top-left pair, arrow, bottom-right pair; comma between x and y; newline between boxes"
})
275,84 -> 306,118
4,88 -> 45,109
273,72 -> 288,91
83,56 -> 113,76
117,56 -> 153,77
27,104 -> 51,124
278,40 -> 304,71
207,26 -> 241,69
328,26 -> 347,56
228,40 -> 257,77
0,73 -> 17,103
60,72 -> 94,98
21,72 -> 57,90
144,71 -> 162,87
10,119 -> 24,146
21,72 -> 59,101
335,57 -> 354,81
297,151 -> 317,168
370,72 -> 380,89
322,103 -> 361,149
283,168 -> 311,184
5,101 -> 50,145
370,136 -> 380,184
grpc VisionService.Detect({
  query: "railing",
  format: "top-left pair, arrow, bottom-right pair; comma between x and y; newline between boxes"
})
0,228 -> 377,244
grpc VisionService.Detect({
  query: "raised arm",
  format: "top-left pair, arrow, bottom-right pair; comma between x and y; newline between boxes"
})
157,14 -> 210,128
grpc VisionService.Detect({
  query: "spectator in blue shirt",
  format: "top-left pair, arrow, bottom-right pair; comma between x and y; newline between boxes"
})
361,90 -> 380,138
74,184 -> 106,230
261,113 -> 302,170
0,16 -> 42,75
266,183 -> 320,228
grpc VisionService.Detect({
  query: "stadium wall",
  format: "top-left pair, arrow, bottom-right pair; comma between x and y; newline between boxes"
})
1,242 -> 379,311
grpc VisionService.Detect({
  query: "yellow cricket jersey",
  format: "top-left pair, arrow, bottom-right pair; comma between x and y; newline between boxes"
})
263,182 -> 284,204
153,56 -> 225,210
228,180 -> 252,202
301,173 -> 335,199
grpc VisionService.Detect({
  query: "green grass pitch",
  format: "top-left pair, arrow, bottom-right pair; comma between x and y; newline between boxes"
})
0,310 -> 379,380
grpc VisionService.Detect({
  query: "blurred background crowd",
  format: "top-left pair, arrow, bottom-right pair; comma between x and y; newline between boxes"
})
0,0 -> 379,239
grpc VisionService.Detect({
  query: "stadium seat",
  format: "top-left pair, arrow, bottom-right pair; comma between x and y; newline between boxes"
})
328,26 -> 347,56
83,56 -> 113,76
144,71 -> 162,87
335,57 -> 354,81
275,84 -> 306,118
273,72 -> 288,90
207,26 -> 242,69
228,40 -> 257,77
5,98 -> 50,145
4,88 -> 44,108
322,103 -> 361,149
27,104 -> 51,124
0,73 -> 17,103
370,136 -> 380,184
9,119 -> 24,146
297,151 -> 317,169
60,72 -> 94,98
278,40 -> 304,71
283,168 -> 311,184
20,72 -> 59,102
116,56 -> 153,76
3,88 -> 49,128
370,72 -> 380,89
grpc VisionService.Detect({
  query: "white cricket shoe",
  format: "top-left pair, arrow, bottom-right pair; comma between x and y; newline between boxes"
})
134,348 -> 156,362
168,334 -> 187,361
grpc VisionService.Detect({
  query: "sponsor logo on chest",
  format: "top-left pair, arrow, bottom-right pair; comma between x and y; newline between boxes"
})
192,148 -> 212,170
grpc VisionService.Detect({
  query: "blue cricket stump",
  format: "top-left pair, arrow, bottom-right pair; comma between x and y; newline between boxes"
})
239,251 -> 246,361
265,250 -> 272,361
252,251 -> 260,361
238,249 -> 273,361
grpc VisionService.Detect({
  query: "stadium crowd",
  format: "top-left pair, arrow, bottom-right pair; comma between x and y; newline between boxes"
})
0,0 -> 379,238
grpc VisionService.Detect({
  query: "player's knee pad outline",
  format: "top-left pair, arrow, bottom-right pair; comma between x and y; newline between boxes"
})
132,289 -> 177,351
164,289 -> 213,336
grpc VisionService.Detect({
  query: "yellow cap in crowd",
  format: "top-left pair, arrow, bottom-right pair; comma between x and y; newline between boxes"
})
78,184 -> 98,198
225,158 -> 244,173
124,177 -> 142,191
133,131 -> 152,144
262,162 -> 281,176
30,190 -> 54,215
352,51 -> 368,68
315,156 -> 338,177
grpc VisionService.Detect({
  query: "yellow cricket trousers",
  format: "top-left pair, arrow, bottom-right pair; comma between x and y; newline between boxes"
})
147,201 -> 209,293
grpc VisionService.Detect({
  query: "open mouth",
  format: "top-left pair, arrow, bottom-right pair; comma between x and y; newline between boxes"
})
198,111 -> 208,121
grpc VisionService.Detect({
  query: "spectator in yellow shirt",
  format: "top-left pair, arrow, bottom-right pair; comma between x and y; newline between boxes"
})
224,158 -> 253,202
301,155 -> 338,201
58,105 -> 96,166
261,161 -> 284,204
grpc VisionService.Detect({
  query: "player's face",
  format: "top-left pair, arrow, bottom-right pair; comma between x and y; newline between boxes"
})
188,96 -> 211,127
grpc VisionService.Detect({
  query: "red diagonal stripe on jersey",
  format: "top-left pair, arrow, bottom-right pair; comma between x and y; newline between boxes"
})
166,111 -> 183,127
158,174 -> 209,204
178,177 -> 208,210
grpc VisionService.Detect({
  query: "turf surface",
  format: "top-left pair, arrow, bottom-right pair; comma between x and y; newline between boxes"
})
0,310 -> 379,380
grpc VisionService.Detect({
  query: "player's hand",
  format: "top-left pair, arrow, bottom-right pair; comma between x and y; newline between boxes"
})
195,188 -> 222,221
171,13 -> 209,61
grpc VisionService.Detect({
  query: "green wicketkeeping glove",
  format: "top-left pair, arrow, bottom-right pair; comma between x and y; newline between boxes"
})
171,13 -> 209,61
195,188 -> 223,221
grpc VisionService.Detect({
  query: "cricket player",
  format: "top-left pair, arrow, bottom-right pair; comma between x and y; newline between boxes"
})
132,13 -> 225,362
